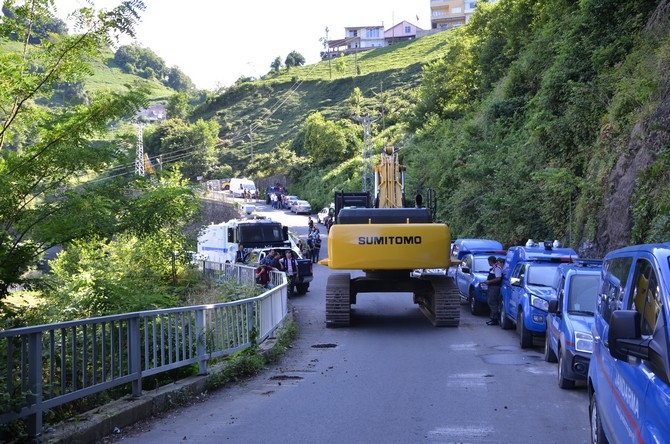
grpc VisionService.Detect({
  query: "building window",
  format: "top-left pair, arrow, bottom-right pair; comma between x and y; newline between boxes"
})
404,26 -> 411,33
366,28 -> 380,38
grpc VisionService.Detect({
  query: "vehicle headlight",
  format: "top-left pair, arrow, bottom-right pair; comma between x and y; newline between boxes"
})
530,294 -> 549,311
575,331 -> 593,354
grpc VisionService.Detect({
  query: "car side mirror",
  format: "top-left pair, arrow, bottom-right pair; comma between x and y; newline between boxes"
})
548,299 -> 559,314
460,266 -> 470,274
609,310 -> 650,361
510,277 -> 521,287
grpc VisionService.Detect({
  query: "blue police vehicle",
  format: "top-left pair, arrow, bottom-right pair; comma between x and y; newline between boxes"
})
545,259 -> 602,389
452,239 -> 504,315
499,240 -> 578,348
588,243 -> 670,443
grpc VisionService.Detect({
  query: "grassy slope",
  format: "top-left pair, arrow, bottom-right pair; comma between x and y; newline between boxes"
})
0,40 -> 174,102
192,30 -> 454,168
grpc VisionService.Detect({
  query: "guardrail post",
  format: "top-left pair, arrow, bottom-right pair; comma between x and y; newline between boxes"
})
247,301 -> 255,346
196,309 -> 207,375
27,332 -> 43,437
128,317 -> 142,397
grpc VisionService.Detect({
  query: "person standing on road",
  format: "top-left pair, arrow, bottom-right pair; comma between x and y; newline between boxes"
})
279,250 -> 299,297
481,255 -> 502,325
311,229 -> 321,263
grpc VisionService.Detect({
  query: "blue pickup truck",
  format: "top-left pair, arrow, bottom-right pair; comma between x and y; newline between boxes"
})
545,260 -> 602,389
452,239 -> 505,315
499,241 -> 578,348
588,243 -> 670,443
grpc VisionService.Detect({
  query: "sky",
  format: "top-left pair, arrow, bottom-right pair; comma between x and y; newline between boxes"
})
55,0 -> 431,91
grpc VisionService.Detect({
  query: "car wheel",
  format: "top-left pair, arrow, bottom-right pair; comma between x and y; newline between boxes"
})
499,295 -> 513,330
558,347 -> 576,389
590,392 -> 609,444
469,288 -> 484,315
544,333 -> 558,363
517,309 -> 533,348
296,283 -> 309,295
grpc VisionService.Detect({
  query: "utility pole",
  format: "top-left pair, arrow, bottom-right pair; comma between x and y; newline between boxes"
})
325,27 -> 332,80
249,124 -> 253,163
353,114 -> 380,193
135,122 -> 145,177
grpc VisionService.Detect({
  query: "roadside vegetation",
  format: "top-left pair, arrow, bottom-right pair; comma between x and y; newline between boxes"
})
2,0 -> 670,439
3,0 -> 670,325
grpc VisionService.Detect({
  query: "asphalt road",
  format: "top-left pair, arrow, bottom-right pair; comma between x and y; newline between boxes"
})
109,202 -> 591,444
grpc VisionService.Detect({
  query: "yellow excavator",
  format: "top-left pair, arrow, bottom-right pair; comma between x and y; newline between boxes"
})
319,146 -> 460,327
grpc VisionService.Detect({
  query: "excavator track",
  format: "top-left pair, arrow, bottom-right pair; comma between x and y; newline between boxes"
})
419,275 -> 460,327
326,273 -> 351,328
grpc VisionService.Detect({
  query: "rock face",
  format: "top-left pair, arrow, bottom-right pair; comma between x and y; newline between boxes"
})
593,93 -> 670,257
185,198 -> 239,241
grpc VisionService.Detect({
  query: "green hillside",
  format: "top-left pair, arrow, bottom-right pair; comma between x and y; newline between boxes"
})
190,31 -> 451,172
186,0 -> 670,258
0,40 -> 174,102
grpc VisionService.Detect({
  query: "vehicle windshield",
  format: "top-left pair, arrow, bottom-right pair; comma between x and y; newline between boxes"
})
473,257 -> 491,273
526,264 -> 558,286
567,274 -> 599,313
239,224 -> 283,244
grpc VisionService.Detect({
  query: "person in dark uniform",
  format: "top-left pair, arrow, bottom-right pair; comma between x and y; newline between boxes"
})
481,255 -> 502,325
279,250 -> 299,297
235,244 -> 246,263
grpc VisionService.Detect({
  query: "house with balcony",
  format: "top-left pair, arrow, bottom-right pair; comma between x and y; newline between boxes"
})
430,0 -> 480,30
322,24 -> 386,59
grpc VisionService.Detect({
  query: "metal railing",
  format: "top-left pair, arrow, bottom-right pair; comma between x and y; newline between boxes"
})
0,262 -> 288,437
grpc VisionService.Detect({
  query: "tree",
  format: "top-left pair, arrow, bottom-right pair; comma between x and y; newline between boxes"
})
303,112 -> 357,167
114,44 -> 166,80
145,118 -> 220,181
270,56 -> 282,72
284,51 -> 305,70
347,87 -> 365,117
167,92 -> 190,120
44,171 -> 201,318
164,66 -> 193,91
0,0 -> 150,301
335,53 -> 346,76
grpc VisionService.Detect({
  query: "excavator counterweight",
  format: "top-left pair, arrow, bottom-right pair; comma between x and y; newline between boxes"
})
321,147 -> 460,327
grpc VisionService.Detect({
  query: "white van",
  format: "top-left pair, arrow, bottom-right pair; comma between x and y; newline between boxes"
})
230,178 -> 257,198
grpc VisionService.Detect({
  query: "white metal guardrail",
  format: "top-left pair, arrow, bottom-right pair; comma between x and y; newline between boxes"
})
0,262 -> 288,437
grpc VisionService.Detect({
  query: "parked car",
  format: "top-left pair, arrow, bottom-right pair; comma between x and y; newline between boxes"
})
291,200 -> 312,215
499,241 -> 578,348
545,259 -> 602,389
317,207 -> 330,224
284,195 -> 299,209
588,243 -> 670,444
453,239 -> 505,315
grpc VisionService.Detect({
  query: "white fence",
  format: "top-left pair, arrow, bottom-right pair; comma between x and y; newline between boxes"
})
0,262 -> 288,437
